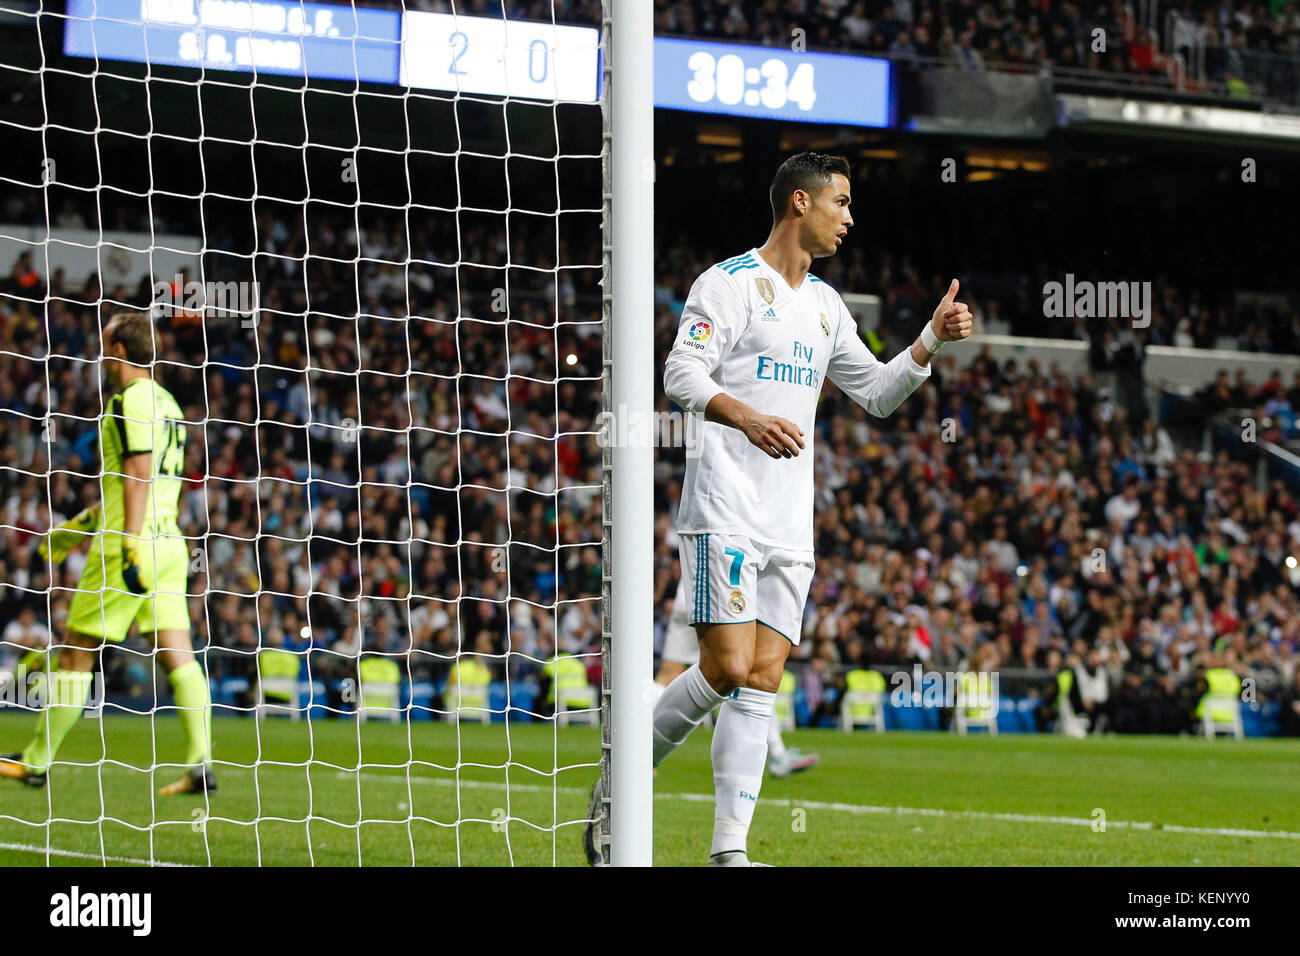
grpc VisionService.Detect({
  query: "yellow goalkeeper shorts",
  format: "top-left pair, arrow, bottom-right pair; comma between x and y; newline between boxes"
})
67,533 -> 191,640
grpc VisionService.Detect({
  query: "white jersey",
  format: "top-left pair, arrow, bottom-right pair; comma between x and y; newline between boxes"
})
663,248 -> 931,552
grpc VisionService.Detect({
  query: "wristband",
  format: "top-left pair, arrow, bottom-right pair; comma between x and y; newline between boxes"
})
920,323 -> 945,355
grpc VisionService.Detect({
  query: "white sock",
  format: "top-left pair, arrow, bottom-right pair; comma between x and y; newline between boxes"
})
711,687 -> 775,858
650,680 -> 667,706
766,702 -> 786,761
652,665 -> 726,767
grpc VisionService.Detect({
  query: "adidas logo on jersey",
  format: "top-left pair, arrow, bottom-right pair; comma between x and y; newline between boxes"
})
760,308 -> 779,322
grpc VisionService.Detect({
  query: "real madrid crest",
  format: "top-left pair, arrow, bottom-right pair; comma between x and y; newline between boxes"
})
820,313 -> 830,338
755,277 -> 775,305
729,590 -> 746,614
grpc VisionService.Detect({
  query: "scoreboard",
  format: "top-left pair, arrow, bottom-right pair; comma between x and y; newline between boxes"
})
63,0 -> 891,126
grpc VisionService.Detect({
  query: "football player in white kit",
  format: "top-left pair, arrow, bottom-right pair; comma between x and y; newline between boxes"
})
655,576 -> 819,777
585,152 -> 971,867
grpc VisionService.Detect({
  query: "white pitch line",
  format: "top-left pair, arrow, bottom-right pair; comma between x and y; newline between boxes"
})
342,772 -> 1300,841
0,841 -> 192,867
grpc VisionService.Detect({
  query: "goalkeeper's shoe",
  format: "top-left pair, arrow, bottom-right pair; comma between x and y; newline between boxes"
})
158,764 -> 217,796
582,777 -> 606,866
768,748 -> 820,778
707,850 -> 772,867
0,753 -> 46,788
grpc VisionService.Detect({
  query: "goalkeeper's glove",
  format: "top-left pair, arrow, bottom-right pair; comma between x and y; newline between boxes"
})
121,538 -> 148,595
18,649 -> 49,674
39,506 -> 99,564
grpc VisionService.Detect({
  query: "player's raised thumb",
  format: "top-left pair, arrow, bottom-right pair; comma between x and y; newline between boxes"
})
942,278 -> 959,303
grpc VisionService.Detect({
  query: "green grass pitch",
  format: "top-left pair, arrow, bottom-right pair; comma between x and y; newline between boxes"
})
1,712 -> 1297,866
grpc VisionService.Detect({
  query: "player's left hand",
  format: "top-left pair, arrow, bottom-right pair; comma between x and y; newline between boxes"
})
931,278 -> 974,343
39,506 -> 99,565
121,539 -> 148,595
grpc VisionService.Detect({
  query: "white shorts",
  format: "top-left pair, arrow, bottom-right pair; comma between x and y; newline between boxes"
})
678,532 -> 814,646
662,577 -> 698,665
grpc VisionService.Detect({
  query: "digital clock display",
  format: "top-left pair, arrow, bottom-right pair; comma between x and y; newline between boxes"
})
654,38 -> 891,127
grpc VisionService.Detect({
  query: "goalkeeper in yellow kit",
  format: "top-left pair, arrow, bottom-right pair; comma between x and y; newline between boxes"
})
1,312 -> 215,795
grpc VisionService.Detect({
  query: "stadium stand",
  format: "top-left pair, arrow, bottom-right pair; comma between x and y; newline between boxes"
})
408,0 -> 1300,107
202,0 -> 1300,108
2,196 -> 1300,738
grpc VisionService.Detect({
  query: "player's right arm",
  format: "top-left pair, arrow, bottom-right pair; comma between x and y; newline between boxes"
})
701,392 -> 804,460
119,450 -> 152,593
116,384 -> 163,594
663,270 -> 805,460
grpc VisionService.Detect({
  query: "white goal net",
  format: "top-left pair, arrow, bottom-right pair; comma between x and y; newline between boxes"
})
0,0 -> 609,866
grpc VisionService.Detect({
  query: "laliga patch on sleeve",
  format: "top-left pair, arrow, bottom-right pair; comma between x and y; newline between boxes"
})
680,320 -> 711,349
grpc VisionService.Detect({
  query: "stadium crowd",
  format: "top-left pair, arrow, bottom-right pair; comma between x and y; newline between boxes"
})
3,204 -> 1300,734
538,0 -> 1295,99
0,202 -> 607,712
657,0 -> 1300,84
243,0 -> 1300,103
650,249 -> 1300,736
786,237 -> 1300,358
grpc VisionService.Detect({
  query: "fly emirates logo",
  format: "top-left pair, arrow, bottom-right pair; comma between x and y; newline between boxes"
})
756,341 -> 821,390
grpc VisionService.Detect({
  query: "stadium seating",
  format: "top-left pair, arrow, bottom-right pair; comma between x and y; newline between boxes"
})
548,657 -> 598,727
840,669 -> 887,733
775,670 -> 796,733
443,658 -> 492,725
953,671 -> 998,736
357,656 -> 402,723
256,648 -> 302,722
1198,667 -> 1245,741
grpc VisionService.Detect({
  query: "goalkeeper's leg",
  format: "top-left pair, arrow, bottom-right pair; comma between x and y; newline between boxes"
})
135,536 -> 214,796
1,540 -> 125,786
104,535 -> 213,796
155,635 -> 215,795
0,631 -> 100,787
151,619 -> 214,796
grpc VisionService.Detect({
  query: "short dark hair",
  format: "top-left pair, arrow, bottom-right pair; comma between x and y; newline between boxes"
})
770,152 -> 851,222
106,312 -> 156,366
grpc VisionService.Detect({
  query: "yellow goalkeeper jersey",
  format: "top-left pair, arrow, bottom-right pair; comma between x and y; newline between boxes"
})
99,378 -> 186,533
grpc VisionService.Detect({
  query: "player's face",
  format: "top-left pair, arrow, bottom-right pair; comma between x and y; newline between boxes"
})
102,321 -> 125,387
806,173 -> 853,258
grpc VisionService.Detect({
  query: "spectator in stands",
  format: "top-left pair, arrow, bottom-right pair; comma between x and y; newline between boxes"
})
1073,644 -> 1114,733
955,30 -> 985,69
1,606 -> 49,676
1281,668 -> 1300,737
1104,474 -> 1142,529
7,252 -> 42,302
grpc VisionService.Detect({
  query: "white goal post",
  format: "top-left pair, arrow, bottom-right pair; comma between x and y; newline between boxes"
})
603,0 -> 654,867
0,0 -> 653,867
